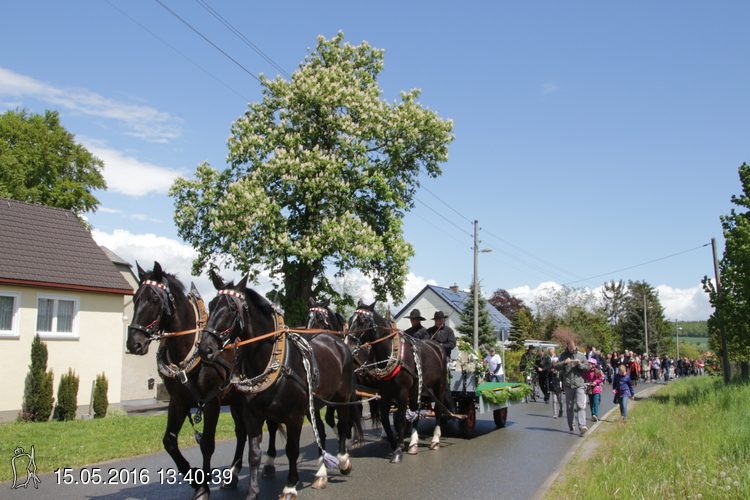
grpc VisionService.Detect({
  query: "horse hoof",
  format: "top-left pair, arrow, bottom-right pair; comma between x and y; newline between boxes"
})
429,441 -> 440,451
340,461 -> 353,476
220,472 -> 239,489
311,476 -> 328,489
390,452 -> 403,464
262,465 -> 276,478
279,492 -> 297,500
408,444 -> 418,455
189,485 -> 210,500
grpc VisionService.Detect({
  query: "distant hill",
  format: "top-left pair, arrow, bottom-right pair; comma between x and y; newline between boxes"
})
677,321 -> 708,338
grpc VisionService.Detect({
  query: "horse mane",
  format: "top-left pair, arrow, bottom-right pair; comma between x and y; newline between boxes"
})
142,269 -> 186,297
244,287 -> 276,319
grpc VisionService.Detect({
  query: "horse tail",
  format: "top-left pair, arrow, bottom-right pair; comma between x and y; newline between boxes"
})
368,399 -> 381,428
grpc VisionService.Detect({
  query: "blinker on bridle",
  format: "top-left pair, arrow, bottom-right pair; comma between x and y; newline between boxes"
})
200,289 -> 247,348
129,279 -> 175,340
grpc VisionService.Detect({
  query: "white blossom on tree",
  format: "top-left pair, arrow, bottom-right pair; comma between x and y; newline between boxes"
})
170,32 -> 454,323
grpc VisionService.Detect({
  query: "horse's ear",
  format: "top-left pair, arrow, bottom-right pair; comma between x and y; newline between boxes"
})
368,300 -> 377,310
153,261 -> 163,280
309,296 -> 316,307
236,274 -> 249,291
357,298 -> 364,308
136,261 -> 146,281
210,269 -> 224,290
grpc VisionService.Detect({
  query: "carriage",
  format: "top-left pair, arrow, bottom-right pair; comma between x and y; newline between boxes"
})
447,367 -> 528,438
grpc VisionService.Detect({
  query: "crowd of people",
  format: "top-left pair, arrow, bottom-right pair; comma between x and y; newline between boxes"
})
521,341 -> 707,435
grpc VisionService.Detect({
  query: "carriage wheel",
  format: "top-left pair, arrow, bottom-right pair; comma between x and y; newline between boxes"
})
458,400 -> 476,439
493,407 -> 508,428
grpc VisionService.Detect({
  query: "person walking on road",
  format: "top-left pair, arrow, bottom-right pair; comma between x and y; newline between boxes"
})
484,347 -> 503,382
612,364 -> 635,421
548,355 -> 563,419
538,347 -> 552,403
583,358 -> 604,422
554,340 -> 590,435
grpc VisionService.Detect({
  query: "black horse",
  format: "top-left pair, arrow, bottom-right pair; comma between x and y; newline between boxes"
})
198,276 -> 358,500
126,262 -> 246,500
304,298 -> 366,447
347,299 -> 447,464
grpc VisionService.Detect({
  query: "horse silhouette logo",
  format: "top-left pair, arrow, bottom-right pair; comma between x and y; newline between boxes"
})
11,445 -> 41,489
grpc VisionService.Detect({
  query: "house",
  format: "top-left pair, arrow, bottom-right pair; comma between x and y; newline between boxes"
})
393,284 -> 512,348
0,198 -> 134,420
100,246 -> 159,405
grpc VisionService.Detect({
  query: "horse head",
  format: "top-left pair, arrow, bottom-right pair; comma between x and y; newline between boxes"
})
198,271 -> 249,365
347,299 -> 382,344
127,261 -> 181,355
305,297 -> 333,329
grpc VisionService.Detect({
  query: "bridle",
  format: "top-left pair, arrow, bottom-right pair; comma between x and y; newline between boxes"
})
200,289 -> 247,349
306,307 -> 331,329
129,279 -> 175,343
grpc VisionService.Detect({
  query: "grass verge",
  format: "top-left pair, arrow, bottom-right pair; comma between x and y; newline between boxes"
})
544,376 -> 750,499
0,412 -> 237,482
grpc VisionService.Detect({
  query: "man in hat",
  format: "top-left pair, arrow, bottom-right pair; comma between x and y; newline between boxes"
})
403,309 -> 427,339
425,310 -> 456,358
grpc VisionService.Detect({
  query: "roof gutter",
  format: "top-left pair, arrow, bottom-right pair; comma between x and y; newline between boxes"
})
0,278 -> 133,295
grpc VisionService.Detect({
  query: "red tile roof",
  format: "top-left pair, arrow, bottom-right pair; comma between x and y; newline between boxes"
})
0,198 -> 133,294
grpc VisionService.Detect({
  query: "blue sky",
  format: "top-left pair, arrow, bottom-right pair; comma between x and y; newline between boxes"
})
2,1 -> 747,321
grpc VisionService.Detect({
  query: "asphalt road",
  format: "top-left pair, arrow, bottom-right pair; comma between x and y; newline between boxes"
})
3,382 -> 658,500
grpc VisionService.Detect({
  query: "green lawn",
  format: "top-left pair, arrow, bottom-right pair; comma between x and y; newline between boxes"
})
0,412 -> 237,483
545,376 -> 750,499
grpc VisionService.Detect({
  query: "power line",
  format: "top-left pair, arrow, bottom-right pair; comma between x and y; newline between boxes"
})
105,0 -> 251,102
422,185 -> 473,224
154,0 -> 261,83
194,0 -> 292,80
562,243 -> 711,286
414,196 -> 472,238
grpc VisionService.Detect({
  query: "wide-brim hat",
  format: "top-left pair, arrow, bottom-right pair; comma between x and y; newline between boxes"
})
406,309 -> 425,321
432,310 -> 448,320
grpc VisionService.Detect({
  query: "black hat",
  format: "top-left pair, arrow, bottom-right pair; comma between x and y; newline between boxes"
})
406,309 -> 425,321
432,311 -> 448,320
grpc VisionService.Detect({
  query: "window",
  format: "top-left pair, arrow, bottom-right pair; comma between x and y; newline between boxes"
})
36,294 -> 79,339
0,292 -> 21,338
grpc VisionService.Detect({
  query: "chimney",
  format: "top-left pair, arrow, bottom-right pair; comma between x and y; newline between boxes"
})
449,283 -> 459,294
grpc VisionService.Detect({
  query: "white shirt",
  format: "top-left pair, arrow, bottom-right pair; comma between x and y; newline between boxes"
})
485,353 -> 503,376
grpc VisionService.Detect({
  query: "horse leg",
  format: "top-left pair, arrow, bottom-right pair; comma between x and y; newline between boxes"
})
312,409 -> 329,489
378,398 -> 396,450
390,392 -> 408,464
408,418 -> 420,455
335,403 -> 353,476
244,413 -> 263,500
191,400 -> 220,500
222,399 -> 245,489
324,406 -> 338,439
162,400 -> 194,483
280,419 -> 302,500
430,378 -> 446,451
262,420 -> 278,478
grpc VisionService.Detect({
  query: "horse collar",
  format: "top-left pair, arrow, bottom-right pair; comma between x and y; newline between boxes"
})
231,332 -> 288,395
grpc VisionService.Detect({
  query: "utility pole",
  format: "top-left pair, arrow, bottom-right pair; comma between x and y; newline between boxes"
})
676,321 -> 680,360
473,220 -> 479,351
643,294 -> 648,356
712,238 -> 731,384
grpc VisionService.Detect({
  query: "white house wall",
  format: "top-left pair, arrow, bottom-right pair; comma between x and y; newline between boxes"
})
0,285 -> 124,419
395,288 -> 461,332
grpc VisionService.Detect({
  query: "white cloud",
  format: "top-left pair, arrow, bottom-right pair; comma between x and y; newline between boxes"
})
0,67 -> 181,142
84,143 -> 183,196
656,285 -> 712,322
541,82 -> 560,94
92,229 -> 276,301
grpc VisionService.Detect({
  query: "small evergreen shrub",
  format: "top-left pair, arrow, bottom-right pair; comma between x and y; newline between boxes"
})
93,372 -> 109,418
55,368 -> 80,421
23,335 -> 55,422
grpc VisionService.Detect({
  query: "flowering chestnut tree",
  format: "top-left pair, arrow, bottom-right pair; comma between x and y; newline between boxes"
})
170,32 -> 454,323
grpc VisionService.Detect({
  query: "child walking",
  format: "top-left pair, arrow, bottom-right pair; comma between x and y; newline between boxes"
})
612,364 -> 635,421
583,358 -> 604,421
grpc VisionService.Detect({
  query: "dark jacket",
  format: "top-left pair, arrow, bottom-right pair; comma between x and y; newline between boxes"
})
404,324 -> 427,339
424,325 -> 456,357
613,373 -> 634,397
553,349 -> 590,389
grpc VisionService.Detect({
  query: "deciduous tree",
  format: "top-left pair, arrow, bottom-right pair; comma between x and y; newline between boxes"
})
0,109 -> 105,216
488,289 -> 525,321
170,32 -> 454,324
